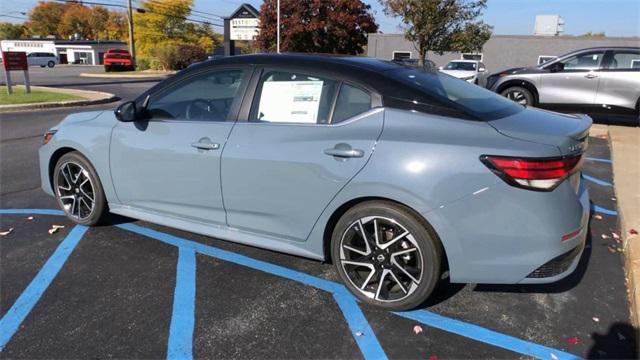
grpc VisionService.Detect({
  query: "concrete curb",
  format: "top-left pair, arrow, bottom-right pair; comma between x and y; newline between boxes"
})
79,72 -> 173,79
0,86 -> 117,113
607,125 -> 640,333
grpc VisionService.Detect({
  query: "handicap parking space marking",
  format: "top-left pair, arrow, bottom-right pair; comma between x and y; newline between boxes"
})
0,209 -> 583,360
581,174 -> 612,187
590,204 -> 618,216
0,224 -> 87,351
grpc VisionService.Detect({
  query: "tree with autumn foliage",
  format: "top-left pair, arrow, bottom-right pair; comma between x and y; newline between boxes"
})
24,1 -> 126,40
381,0 -> 492,65
256,0 -> 378,54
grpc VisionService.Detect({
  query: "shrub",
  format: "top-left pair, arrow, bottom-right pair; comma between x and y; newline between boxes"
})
153,43 -> 206,71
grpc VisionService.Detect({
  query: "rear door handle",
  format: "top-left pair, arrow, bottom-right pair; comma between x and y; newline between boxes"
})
324,144 -> 364,158
585,72 -> 598,79
191,142 -> 220,150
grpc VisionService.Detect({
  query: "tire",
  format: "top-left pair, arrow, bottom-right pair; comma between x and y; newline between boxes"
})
331,200 -> 442,311
501,86 -> 534,106
53,151 -> 108,226
47,61 -> 55,68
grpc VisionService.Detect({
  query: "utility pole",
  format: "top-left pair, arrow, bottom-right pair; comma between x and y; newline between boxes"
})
127,0 -> 136,66
276,0 -> 280,53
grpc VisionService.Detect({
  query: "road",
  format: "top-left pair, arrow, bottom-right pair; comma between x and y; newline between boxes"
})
0,66 -> 636,359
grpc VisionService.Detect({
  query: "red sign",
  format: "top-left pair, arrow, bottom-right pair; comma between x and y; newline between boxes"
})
2,52 -> 28,71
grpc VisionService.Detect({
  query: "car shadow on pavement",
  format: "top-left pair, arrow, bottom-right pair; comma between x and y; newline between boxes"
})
588,322 -> 638,359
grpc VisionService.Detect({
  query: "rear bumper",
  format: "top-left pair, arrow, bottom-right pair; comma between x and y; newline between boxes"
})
425,174 -> 590,284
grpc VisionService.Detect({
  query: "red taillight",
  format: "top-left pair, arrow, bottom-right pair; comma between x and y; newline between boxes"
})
481,154 -> 582,191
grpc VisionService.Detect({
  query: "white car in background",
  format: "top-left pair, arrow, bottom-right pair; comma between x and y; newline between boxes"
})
439,60 -> 488,86
27,52 -> 58,68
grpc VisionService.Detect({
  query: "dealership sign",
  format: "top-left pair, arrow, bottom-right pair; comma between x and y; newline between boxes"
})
230,17 -> 259,41
1,51 -> 31,94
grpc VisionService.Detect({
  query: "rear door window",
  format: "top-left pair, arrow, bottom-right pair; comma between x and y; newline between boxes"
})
609,50 -> 640,70
251,71 -> 339,124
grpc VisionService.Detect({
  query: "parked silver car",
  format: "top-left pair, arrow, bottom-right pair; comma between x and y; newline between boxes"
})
439,60 -> 489,86
487,47 -> 640,119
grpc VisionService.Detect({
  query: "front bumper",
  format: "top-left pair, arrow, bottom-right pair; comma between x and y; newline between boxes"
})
38,142 -> 55,197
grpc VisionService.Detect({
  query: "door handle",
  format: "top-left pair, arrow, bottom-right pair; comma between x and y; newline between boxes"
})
584,72 -> 598,79
191,142 -> 220,150
324,144 -> 364,158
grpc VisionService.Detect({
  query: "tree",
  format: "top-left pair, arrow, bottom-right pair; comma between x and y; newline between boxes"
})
57,3 -> 93,39
25,1 -> 65,37
256,0 -> 378,54
581,31 -> 605,37
0,22 -> 25,39
381,0 -> 492,65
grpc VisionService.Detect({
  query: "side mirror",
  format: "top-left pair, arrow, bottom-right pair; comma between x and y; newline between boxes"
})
438,66 -> 443,70
547,63 -> 564,73
114,101 -> 137,122
479,67 -> 486,72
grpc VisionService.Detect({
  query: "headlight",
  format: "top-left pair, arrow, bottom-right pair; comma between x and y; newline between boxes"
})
43,129 -> 57,145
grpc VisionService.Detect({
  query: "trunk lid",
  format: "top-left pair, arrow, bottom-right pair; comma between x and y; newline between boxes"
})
488,107 -> 592,155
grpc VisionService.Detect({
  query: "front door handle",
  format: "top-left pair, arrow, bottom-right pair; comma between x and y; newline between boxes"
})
585,72 -> 598,79
324,144 -> 364,158
191,141 -> 220,150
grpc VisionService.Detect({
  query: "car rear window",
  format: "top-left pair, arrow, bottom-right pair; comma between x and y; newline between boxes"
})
386,68 -> 524,121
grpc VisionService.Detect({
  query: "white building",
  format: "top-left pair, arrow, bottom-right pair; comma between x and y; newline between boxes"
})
0,39 -> 127,65
534,15 -> 565,36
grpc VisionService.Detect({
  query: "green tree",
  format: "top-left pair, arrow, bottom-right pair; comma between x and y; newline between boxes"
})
256,0 -> 378,54
57,3 -> 93,39
25,1 -> 65,37
0,22 -> 25,39
581,31 -> 606,37
381,0 -> 492,65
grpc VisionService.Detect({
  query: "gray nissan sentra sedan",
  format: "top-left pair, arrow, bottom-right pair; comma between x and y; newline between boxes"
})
39,54 -> 591,310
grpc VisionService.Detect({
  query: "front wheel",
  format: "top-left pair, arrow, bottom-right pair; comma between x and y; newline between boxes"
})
331,201 -> 442,311
501,86 -> 534,106
53,152 -> 108,226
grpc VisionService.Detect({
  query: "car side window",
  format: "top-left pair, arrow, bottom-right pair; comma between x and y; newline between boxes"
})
147,69 -> 246,121
560,51 -> 606,71
251,71 -> 338,124
609,51 -> 640,70
332,84 -> 372,124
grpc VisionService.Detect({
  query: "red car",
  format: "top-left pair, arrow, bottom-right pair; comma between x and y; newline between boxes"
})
103,49 -> 134,72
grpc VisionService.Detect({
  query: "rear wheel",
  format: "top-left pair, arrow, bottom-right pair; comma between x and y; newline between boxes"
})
331,201 -> 442,310
47,61 -> 55,68
501,86 -> 534,106
53,152 -> 108,226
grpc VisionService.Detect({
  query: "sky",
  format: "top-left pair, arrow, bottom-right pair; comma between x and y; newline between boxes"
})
2,0 -> 639,37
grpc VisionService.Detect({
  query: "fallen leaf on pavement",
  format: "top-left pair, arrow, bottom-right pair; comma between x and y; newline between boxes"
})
413,325 -> 423,334
429,356 -> 438,360
612,232 -> 620,240
0,228 -> 14,236
601,234 -> 610,239
608,246 -> 616,253
592,317 -> 599,322
592,214 -> 603,220
48,225 -> 65,235
550,353 -> 559,360
630,229 -> 638,235
566,336 -> 579,345
355,331 -> 364,337
27,216 -> 34,220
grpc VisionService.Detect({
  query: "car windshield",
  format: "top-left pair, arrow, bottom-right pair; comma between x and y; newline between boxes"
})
388,68 -> 524,120
445,62 -> 476,71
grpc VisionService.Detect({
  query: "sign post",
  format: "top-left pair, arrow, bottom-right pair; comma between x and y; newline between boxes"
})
223,4 -> 260,57
2,51 -> 29,94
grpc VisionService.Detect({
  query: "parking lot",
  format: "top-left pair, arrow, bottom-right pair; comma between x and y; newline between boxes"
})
0,100 -> 636,360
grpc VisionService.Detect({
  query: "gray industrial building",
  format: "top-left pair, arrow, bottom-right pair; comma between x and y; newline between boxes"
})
367,34 -> 640,73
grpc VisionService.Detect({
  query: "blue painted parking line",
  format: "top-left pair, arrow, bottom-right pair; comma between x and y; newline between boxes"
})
0,225 -> 87,351
581,174 -> 612,187
167,247 -> 196,360
590,204 -> 618,216
585,157 -> 612,164
394,310 -> 581,360
0,209 -> 582,360
333,292 -> 388,360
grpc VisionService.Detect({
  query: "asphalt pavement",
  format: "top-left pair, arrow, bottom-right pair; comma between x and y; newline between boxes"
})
0,66 -> 637,359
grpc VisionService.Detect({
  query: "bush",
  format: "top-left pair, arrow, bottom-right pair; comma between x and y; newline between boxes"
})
137,56 -> 163,71
153,44 -> 206,71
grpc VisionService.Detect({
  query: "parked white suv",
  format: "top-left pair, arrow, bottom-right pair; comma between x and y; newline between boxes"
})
27,52 -> 57,68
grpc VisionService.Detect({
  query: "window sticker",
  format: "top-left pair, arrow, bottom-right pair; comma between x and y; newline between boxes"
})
257,80 -> 324,123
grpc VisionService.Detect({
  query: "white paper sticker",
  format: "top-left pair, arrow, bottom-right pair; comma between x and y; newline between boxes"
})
257,81 -> 324,123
